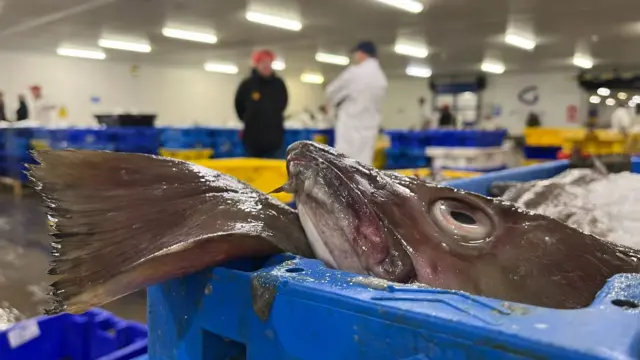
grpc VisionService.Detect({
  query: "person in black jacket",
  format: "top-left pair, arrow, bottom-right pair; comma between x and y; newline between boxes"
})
234,49 -> 288,158
0,92 -> 6,121
438,104 -> 457,128
16,94 -> 29,121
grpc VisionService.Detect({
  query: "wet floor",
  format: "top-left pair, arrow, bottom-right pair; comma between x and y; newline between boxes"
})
0,190 -> 147,329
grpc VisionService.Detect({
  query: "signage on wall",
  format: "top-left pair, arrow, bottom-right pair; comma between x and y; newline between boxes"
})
517,85 -> 539,106
566,105 -> 578,123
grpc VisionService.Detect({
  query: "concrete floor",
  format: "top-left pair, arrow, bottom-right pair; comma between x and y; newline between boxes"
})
0,190 -> 146,330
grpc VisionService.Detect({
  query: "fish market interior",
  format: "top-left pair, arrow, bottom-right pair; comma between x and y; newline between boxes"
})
0,0 -> 639,359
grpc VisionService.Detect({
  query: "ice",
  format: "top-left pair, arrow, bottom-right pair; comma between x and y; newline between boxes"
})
511,170 -> 640,249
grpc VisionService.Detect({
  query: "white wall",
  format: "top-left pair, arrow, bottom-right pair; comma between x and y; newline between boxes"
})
0,52 -> 587,133
0,52 -> 325,127
381,77 -> 433,129
482,71 -> 587,134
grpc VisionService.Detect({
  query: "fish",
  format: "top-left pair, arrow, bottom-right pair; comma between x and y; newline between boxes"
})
27,150 -> 314,314
283,141 -> 640,309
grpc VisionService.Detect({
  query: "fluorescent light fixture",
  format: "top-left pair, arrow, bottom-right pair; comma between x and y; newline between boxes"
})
300,72 -> 324,84
203,62 -> 239,74
56,47 -> 106,60
375,0 -> 424,13
405,65 -> 432,78
481,61 -> 505,74
394,43 -> 429,58
245,10 -> 302,31
98,39 -> 151,53
161,27 -> 217,44
572,54 -> 593,69
605,98 -> 616,106
597,87 -> 611,96
617,92 -> 628,100
589,95 -> 601,104
504,32 -> 536,51
315,52 -> 350,66
272,59 -> 286,71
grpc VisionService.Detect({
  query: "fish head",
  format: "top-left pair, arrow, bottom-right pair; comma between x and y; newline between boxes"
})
286,141 -> 621,308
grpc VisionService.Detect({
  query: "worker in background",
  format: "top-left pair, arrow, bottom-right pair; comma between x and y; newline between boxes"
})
437,105 -> 456,128
0,91 -> 6,121
525,111 -> 542,127
325,40 -> 388,165
235,49 -> 288,158
610,102 -> 632,134
418,96 -> 435,130
16,94 -> 28,121
30,85 -> 56,126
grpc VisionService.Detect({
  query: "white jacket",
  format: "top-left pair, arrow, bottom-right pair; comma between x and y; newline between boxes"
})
325,58 -> 388,165
611,107 -> 632,133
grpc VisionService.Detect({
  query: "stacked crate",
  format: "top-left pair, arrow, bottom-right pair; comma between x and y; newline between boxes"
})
425,129 -> 508,172
384,130 -> 430,169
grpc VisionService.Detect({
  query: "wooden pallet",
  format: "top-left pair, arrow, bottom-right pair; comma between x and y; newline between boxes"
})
0,177 -> 23,198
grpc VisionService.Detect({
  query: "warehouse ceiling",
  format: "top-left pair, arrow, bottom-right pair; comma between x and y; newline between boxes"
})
0,0 -> 639,78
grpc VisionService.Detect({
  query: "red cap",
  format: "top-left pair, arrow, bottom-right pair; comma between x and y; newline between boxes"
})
251,50 -> 276,65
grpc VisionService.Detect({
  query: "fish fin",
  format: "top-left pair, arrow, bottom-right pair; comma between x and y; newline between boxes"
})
268,184 -> 291,194
28,150 -> 312,314
47,233 -> 278,314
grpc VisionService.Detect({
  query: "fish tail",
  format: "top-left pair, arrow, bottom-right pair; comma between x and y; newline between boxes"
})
28,150 -> 283,314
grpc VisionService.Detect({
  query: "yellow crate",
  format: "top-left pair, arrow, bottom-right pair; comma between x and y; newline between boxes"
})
561,131 -> 627,156
30,139 -> 51,151
392,168 -> 481,180
194,158 -> 293,203
524,128 -> 583,147
159,148 -> 214,161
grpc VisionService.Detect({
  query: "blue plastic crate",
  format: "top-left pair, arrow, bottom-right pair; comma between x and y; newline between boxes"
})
111,128 -> 159,153
0,308 -> 147,360
523,146 -> 562,160
385,148 -> 429,169
146,159 -> 640,360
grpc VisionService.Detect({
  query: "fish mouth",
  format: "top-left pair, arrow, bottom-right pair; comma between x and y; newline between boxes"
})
284,141 -> 416,282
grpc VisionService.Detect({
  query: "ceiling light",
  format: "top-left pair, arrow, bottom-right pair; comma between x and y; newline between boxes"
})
617,92 -> 628,100
56,47 -> 106,60
161,27 -> 217,44
572,55 -> 593,69
629,100 -> 636,107
98,39 -> 151,53
605,98 -> 616,106
245,10 -> 302,31
481,61 -> 505,74
405,65 -> 432,78
394,43 -> 428,58
597,87 -> 611,96
633,95 -> 640,102
272,59 -> 286,71
203,62 -> 239,74
375,0 -> 424,13
504,32 -> 536,51
300,72 -> 324,84
315,52 -> 350,66
589,95 -> 601,104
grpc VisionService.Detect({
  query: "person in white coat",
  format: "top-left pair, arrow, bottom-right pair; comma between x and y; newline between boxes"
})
30,85 -> 57,127
610,103 -> 632,134
325,41 -> 388,165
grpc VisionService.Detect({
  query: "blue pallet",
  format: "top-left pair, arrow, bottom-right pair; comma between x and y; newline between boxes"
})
148,159 -> 640,360
523,146 -> 561,160
0,308 -> 147,360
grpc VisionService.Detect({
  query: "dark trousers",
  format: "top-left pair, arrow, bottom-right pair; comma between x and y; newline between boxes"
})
244,146 -> 282,159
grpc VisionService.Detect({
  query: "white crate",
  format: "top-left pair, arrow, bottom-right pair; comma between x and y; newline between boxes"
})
426,146 -> 506,170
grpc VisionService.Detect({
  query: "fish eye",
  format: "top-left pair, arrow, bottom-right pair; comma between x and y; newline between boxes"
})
431,199 -> 493,242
